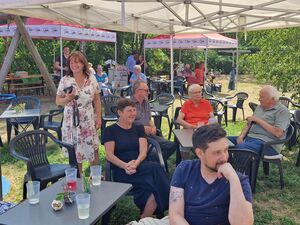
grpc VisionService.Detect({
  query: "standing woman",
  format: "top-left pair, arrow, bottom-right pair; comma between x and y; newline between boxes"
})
187,62 -> 204,85
56,51 -> 102,176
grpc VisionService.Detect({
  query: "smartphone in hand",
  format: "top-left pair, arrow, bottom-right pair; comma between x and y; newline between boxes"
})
63,86 -> 73,94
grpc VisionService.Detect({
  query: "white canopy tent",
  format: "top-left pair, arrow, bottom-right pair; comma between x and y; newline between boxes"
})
144,33 -> 238,93
0,0 -> 299,93
0,17 -> 117,76
0,0 -> 299,35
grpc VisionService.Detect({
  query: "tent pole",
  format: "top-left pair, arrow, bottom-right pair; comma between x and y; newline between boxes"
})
143,47 -> 146,76
170,35 -> 174,96
114,41 -> 117,64
204,47 -> 208,90
60,37 -> 63,78
179,48 -> 181,63
170,30 -> 174,119
236,32 -> 239,91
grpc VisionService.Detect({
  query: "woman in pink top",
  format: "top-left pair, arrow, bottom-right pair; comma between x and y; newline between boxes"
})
187,62 -> 204,85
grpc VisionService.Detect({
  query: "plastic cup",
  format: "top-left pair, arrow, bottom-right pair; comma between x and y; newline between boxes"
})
208,117 -> 218,124
26,181 -> 40,204
65,168 -> 77,192
76,193 -> 91,219
90,165 -> 102,186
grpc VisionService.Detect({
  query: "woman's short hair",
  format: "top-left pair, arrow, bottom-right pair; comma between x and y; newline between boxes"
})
117,98 -> 136,112
188,84 -> 202,94
67,51 -> 90,78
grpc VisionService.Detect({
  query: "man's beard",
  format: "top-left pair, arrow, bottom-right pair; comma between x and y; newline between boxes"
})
205,161 -> 226,173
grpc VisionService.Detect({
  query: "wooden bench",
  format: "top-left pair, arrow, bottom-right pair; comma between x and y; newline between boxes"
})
10,83 -> 46,95
6,74 -> 46,95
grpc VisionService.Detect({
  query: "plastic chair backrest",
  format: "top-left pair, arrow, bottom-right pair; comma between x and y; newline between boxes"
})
228,148 -> 259,174
155,93 -> 175,106
279,96 -> 291,108
294,110 -> 300,126
101,95 -> 120,116
9,131 -> 50,169
248,102 -> 258,113
11,96 -> 40,109
208,98 -> 225,114
236,92 -> 248,108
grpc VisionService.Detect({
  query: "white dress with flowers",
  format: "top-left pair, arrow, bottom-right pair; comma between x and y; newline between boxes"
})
57,75 -> 100,163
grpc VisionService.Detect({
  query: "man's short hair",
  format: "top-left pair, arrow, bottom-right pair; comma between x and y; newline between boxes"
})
262,85 -> 279,101
188,84 -> 202,94
192,124 -> 227,151
134,65 -> 142,72
132,80 -> 147,94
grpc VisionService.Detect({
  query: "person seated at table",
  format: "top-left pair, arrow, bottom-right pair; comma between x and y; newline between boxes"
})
181,64 -> 193,78
176,84 -> 214,159
94,65 -> 110,95
228,85 -> 290,156
187,62 -> 204,86
131,80 -> 179,167
102,98 -> 170,218
130,65 -> 147,85
127,124 -> 253,225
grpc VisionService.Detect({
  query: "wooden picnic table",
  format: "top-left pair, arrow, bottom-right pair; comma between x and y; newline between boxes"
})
5,74 -> 46,94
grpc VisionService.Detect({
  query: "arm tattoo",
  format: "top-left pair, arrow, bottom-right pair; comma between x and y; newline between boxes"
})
169,187 -> 184,203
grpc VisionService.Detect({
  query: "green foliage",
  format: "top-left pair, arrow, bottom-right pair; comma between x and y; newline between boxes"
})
239,27 -> 300,101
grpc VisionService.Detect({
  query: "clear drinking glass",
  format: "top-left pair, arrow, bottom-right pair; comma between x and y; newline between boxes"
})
26,181 -> 40,204
76,193 -> 91,219
90,165 -> 102,186
65,168 -> 77,192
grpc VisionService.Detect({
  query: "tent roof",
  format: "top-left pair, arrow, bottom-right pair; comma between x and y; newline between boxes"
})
144,33 -> 237,49
0,0 -> 300,35
0,17 -> 116,42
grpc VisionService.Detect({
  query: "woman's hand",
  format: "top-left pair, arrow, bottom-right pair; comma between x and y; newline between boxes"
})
124,160 -> 139,175
95,117 -> 102,130
65,89 -> 76,103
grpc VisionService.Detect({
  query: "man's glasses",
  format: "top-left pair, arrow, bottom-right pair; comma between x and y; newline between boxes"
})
139,88 -> 149,92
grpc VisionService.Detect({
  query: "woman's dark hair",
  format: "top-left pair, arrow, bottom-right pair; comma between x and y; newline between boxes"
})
67,51 -> 90,78
116,98 -> 136,112
195,62 -> 201,69
192,124 -> 227,151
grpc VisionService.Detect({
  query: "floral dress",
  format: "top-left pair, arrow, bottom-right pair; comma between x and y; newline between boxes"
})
57,75 -> 100,163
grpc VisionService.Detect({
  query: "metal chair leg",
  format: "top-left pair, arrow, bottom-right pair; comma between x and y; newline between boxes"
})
296,147 -> 300,167
278,162 -> 284,189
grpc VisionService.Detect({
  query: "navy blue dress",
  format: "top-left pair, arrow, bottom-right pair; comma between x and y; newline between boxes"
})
102,123 -> 170,213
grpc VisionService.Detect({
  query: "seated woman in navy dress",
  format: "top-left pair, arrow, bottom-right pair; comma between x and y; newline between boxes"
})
102,98 -> 170,218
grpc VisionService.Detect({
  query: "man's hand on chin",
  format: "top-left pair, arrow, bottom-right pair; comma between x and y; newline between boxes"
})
217,163 -> 238,182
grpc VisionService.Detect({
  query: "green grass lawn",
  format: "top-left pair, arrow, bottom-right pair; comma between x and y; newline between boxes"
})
1,75 -> 299,224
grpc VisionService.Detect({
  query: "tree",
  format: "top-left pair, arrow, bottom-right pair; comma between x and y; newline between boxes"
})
240,28 -> 300,101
